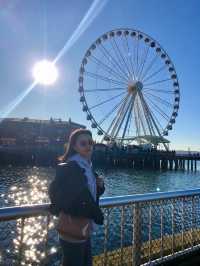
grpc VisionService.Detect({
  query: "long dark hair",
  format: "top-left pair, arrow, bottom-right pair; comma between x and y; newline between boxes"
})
59,128 -> 92,162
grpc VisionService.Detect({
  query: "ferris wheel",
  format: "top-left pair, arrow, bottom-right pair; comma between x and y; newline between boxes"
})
78,29 -> 180,149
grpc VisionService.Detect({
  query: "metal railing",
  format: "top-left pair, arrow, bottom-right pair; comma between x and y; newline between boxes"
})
1,189 -> 200,265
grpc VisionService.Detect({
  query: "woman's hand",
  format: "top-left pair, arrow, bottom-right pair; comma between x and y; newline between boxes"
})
96,175 -> 104,188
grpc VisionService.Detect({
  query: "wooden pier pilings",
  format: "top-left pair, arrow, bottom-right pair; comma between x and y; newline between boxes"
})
92,150 -> 200,171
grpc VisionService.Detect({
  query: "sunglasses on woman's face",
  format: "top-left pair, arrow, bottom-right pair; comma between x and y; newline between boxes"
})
78,139 -> 94,147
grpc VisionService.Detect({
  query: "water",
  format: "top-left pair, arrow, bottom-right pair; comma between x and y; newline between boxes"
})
1,165 -> 200,207
1,165 -> 200,265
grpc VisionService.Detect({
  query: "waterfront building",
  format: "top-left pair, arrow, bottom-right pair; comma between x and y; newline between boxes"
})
0,117 -> 86,165
0,117 -> 85,148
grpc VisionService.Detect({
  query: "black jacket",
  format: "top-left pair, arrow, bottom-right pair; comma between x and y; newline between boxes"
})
49,161 -> 105,225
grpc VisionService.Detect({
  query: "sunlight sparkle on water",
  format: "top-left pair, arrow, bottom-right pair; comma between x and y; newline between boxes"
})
7,170 -> 52,265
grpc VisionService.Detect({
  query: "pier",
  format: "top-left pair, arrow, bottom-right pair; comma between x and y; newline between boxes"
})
1,144 -> 199,171
93,146 -> 200,171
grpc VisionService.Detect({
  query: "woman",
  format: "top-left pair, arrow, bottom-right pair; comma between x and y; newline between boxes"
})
55,128 -> 105,266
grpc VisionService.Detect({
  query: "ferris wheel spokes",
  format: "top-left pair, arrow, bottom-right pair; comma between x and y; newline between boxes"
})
143,88 -> 174,94
99,43 -> 130,79
123,35 -> 137,80
89,54 -> 129,83
143,95 -> 171,121
89,91 -> 126,110
144,78 -> 172,87
137,45 -> 150,80
84,87 -> 126,92
143,91 -> 173,108
111,38 -> 133,79
142,65 -> 167,83
140,54 -> 160,81
99,94 -> 129,126
85,71 -> 127,86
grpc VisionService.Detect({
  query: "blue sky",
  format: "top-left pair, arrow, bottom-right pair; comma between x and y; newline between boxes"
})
0,0 -> 200,150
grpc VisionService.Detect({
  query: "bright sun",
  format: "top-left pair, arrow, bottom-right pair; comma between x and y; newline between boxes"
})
32,60 -> 58,85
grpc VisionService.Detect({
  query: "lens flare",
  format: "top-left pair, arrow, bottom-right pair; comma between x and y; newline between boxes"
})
32,60 -> 58,85
53,0 -> 108,63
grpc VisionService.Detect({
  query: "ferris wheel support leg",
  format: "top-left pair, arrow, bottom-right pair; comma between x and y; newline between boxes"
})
139,91 -> 169,151
113,99 -> 132,140
104,94 -> 129,140
121,95 -> 135,142
109,95 -> 130,139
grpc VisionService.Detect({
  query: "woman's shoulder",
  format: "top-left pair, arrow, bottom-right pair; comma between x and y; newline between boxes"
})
57,160 -> 83,172
56,160 -> 86,182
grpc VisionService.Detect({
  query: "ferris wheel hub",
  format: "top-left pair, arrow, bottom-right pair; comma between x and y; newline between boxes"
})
128,81 -> 143,94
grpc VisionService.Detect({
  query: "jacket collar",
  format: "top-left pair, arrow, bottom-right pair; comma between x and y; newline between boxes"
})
68,153 -> 92,169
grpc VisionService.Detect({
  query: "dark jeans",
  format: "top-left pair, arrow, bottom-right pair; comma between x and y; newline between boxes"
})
59,238 -> 93,266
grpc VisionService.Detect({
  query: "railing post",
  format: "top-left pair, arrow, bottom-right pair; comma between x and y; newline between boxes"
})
191,196 -> 195,248
148,203 -> 152,261
44,214 -> 51,262
160,203 -> 164,258
103,208 -> 110,266
120,206 -> 125,265
171,199 -> 175,254
133,202 -> 142,266
18,217 -> 25,265
181,198 -> 184,250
